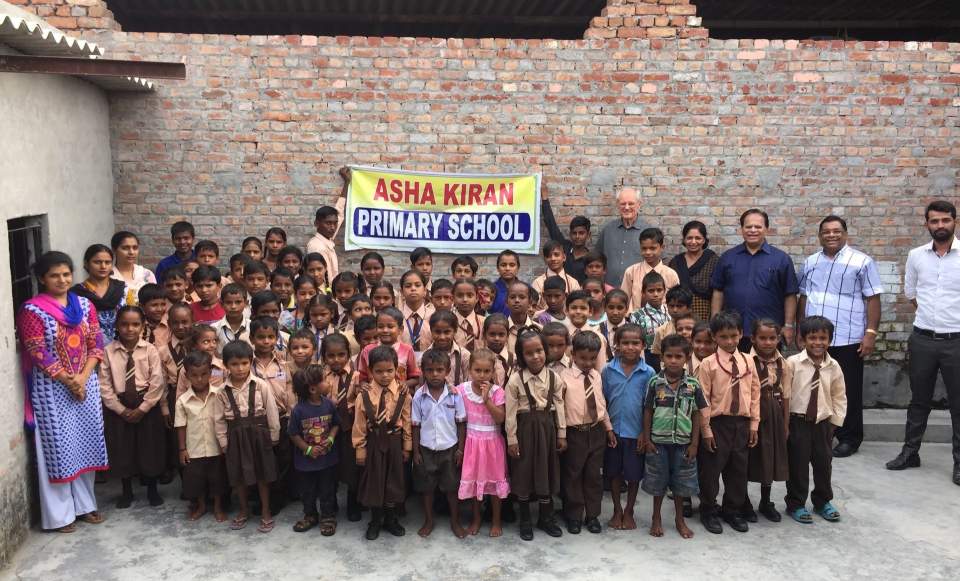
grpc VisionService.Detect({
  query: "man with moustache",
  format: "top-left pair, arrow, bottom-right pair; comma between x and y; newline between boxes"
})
886,201 -> 960,486
798,216 -> 884,458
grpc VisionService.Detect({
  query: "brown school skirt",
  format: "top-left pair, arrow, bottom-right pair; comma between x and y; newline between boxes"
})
104,391 -> 167,479
357,429 -> 405,508
509,410 -> 560,499
182,455 -> 227,499
225,415 -> 277,487
748,390 -> 790,484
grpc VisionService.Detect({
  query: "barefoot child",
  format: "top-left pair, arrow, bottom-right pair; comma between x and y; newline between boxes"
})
100,306 -> 167,508
175,351 -> 227,521
353,346 -> 412,540
214,340 -> 281,533
412,349 -> 467,538
744,318 -> 793,523
289,365 -> 340,536
601,323 -> 653,531
696,310 -> 761,535
785,316 -> 847,524
638,335 -> 707,539
560,332 -> 616,535
506,328 -> 567,541
458,348 -> 510,537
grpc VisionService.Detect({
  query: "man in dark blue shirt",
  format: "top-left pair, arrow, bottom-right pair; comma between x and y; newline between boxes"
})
710,209 -> 799,349
155,221 -> 196,282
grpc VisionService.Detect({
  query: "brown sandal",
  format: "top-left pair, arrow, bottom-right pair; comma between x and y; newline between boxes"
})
293,515 -> 318,533
78,511 -> 105,525
319,517 -> 337,536
51,523 -> 76,534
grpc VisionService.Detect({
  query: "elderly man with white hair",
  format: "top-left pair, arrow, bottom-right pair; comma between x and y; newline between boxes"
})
593,187 -> 652,287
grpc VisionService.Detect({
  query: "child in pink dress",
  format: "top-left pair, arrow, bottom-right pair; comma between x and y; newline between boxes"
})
457,348 -> 510,537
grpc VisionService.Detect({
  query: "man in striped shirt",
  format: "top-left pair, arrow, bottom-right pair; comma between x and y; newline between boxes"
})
798,215 -> 883,458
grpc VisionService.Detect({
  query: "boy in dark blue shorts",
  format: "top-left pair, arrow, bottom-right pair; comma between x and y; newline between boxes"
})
601,323 -> 654,530
639,334 -> 707,539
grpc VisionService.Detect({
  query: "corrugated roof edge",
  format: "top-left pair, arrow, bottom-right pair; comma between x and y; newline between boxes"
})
0,11 -> 154,91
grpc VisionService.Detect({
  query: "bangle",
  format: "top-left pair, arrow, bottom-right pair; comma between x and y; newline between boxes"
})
865,329 -> 878,335
305,445 -> 313,457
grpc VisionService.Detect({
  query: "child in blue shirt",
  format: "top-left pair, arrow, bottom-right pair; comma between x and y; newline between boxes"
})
601,323 -> 654,531
289,365 -> 340,536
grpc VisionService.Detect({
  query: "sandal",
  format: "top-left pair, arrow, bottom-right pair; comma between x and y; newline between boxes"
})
78,511 -> 105,525
51,523 -> 77,534
230,515 -> 248,530
258,518 -> 275,534
319,517 -> 337,537
293,515 -> 318,533
789,507 -> 814,524
816,502 -> 840,522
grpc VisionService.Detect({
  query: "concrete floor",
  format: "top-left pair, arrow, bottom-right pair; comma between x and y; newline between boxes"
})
2,443 -> 958,581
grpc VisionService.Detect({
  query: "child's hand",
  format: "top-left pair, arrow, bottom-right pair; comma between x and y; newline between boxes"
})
606,431 -> 618,448
403,450 -> 411,463
637,437 -> 656,454
179,450 -> 190,466
127,409 -> 145,424
557,438 -> 567,453
356,455 -> 365,467
163,414 -> 174,430
748,430 -> 758,448
685,443 -> 698,461
508,444 -> 520,458
479,381 -> 491,400
702,435 -> 717,453
413,451 -> 423,466
455,448 -> 464,466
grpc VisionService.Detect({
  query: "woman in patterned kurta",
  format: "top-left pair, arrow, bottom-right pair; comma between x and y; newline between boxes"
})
17,251 -> 109,532
110,231 -> 157,306
72,244 -> 127,345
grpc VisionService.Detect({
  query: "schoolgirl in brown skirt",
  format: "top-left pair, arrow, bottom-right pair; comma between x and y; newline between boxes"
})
744,319 -> 793,523
99,306 -> 167,509
353,345 -> 412,540
214,340 -> 281,533
505,328 -> 568,541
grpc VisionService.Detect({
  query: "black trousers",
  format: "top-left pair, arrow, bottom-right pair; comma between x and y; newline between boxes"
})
904,331 -> 960,464
698,415 -> 749,516
300,466 -> 338,518
785,415 -> 834,511
562,424 -> 606,521
831,343 -> 865,447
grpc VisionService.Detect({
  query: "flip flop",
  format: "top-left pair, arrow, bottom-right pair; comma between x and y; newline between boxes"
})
230,515 -> 248,530
816,502 -> 840,522
78,511 -> 105,525
789,507 -> 813,524
258,518 -> 275,534
51,523 -> 76,534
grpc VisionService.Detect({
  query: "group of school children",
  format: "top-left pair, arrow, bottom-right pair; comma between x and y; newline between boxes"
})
100,182 -> 847,541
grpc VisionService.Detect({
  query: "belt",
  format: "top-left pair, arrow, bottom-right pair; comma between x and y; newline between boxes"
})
913,327 -> 960,340
569,422 -> 601,432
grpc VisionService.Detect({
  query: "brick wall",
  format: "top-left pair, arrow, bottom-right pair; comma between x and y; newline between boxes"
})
586,0 -> 707,39
84,27 -> 958,401
7,0 -> 119,31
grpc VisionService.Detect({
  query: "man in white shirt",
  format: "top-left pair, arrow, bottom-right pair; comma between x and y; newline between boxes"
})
306,167 -> 348,282
799,215 -> 883,458
886,201 -> 960,486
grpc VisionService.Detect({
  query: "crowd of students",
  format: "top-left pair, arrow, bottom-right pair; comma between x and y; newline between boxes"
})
31,171 -> 852,541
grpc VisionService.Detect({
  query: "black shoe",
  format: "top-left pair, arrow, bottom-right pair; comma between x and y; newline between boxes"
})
740,505 -> 758,523
585,517 -> 602,534
722,513 -> 749,533
519,521 -> 534,541
116,494 -> 134,509
537,514 -> 563,537
382,508 -> 405,537
147,490 -> 164,507
701,513 -> 722,534
566,519 -> 582,535
682,497 -> 693,518
347,493 -> 362,522
833,442 -> 859,458
885,452 -> 921,470
365,520 -> 381,540
952,464 -> 960,486
758,502 -> 781,523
